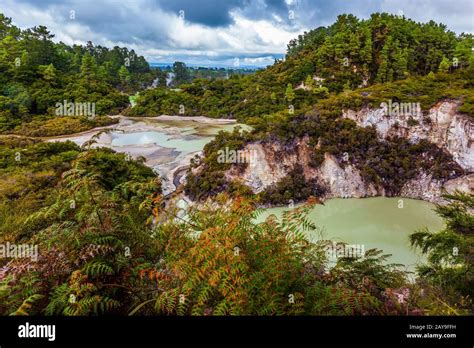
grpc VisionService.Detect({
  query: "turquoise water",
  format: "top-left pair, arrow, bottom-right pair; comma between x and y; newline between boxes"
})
110,120 -> 250,154
111,131 -> 212,153
257,197 -> 444,272
103,118 -> 445,273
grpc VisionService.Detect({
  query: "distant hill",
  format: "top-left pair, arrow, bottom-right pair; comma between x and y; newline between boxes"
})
166,13 -> 474,205
130,13 -> 473,120
150,62 -> 262,70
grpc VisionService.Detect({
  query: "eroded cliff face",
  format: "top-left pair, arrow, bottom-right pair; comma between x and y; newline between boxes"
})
226,139 -> 383,200
225,138 -> 314,192
399,172 -> 474,203
225,101 -> 473,203
316,153 -> 380,199
342,101 -> 474,171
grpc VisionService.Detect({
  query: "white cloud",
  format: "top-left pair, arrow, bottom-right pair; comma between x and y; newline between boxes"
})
1,0 -> 471,67
1,0 -> 303,66
380,0 -> 473,33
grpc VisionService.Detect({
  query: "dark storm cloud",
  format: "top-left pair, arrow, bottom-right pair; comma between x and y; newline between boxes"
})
12,0 -> 291,27
155,0 -> 245,27
2,0 -> 472,67
11,0 -> 169,44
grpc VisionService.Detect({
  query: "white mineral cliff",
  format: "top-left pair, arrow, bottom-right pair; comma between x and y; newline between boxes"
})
225,101 -> 473,203
342,101 -> 473,171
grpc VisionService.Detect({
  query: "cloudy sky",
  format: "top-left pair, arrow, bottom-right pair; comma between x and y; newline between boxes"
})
1,0 -> 473,67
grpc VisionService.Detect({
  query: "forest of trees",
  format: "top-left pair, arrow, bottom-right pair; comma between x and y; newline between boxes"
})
0,136 -> 471,315
0,12 -> 472,316
0,13 -> 166,136
128,13 -> 473,122
161,61 -> 257,87
183,67 -> 472,202
284,13 -> 472,84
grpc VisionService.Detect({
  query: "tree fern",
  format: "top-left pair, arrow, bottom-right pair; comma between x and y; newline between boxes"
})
10,294 -> 44,316
82,261 -> 114,277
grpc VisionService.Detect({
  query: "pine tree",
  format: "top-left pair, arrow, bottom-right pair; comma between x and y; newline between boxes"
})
80,52 -> 97,81
376,39 -> 391,83
305,75 -> 315,91
72,52 -> 82,73
270,91 -> 277,103
438,56 -> 450,73
392,43 -> 408,80
285,83 -> 295,103
348,33 -> 360,59
360,32 -> 373,80
410,193 -> 473,314
39,63 -> 56,83
119,65 -> 131,85
13,50 -> 33,82
173,61 -> 190,86
454,35 -> 473,68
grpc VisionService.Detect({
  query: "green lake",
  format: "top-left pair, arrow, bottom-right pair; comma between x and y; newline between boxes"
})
257,197 -> 444,272
51,116 -> 445,272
